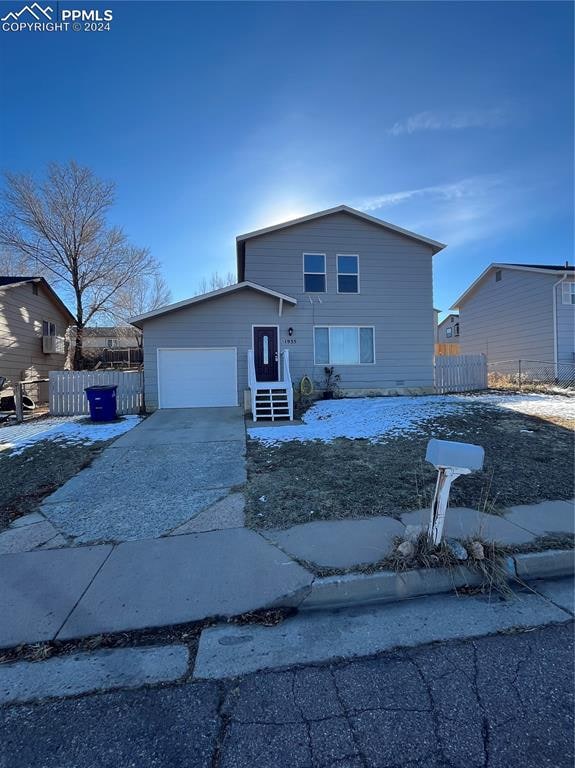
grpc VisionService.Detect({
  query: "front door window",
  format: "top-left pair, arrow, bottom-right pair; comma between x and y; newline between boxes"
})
254,327 -> 279,381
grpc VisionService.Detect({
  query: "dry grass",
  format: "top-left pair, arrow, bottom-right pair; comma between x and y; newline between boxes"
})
246,406 -> 574,530
0,439 -> 110,531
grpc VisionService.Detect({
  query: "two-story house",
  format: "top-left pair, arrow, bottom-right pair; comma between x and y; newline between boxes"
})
451,263 -> 575,374
0,276 -> 74,403
131,206 -> 445,418
437,313 -> 460,344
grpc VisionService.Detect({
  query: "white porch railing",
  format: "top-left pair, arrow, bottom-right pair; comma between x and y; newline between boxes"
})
248,349 -> 293,420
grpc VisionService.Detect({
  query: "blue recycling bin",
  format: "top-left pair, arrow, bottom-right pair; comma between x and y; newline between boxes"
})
84,385 -> 118,422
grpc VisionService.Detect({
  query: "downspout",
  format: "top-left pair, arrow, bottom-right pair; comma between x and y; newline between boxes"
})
552,273 -> 567,379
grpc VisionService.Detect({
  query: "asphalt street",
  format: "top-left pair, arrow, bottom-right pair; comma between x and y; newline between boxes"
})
0,621 -> 573,768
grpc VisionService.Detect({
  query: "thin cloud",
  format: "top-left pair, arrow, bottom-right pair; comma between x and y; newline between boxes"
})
388,108 -> 509,136
355,175 -> 509,247
357,176 -> 502,213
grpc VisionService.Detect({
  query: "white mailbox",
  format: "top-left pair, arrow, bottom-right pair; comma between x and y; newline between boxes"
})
425,439 -> 485,545
426,439 -> 484,473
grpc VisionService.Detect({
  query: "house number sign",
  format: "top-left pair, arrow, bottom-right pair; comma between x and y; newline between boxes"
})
283,338 -> 297,344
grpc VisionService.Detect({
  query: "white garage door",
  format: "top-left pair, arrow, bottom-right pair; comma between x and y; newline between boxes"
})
157,348 -> 238,408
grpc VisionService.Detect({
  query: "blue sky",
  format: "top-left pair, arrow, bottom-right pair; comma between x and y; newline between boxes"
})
1,0 -> 573,315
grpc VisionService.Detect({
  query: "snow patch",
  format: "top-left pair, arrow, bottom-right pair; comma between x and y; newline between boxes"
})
0,415 -> 142,455
248,393 -> 574,445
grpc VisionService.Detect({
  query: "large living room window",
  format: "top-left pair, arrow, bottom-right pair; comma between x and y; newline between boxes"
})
337,255 -> 359,293
303,253 -> 326,293
314,326 -> 375,365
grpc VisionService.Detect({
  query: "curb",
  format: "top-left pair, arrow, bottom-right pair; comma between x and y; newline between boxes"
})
298,550 -> 574,611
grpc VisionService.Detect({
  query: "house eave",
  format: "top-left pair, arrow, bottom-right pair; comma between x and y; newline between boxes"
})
235,204 -> 446,281
0,277 -> 75,324
450,263 -> 573,310
129,281 -> 297,327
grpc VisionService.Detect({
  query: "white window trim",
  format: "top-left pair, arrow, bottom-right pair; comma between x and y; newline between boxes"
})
336,254 -> 360,294
303,252 -> 327,293
562,282 -> 575,305
42,320 -> 56,337
313,325 -> 376,366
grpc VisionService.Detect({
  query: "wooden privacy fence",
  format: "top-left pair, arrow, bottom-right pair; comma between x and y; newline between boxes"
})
434,354 -> 487,394
49,371 -> 143,415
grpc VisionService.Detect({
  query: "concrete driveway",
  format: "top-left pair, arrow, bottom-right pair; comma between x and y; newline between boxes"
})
41,408 -> 247,544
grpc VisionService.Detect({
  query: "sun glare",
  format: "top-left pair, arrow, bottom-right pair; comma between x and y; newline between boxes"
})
254,202 -> 313,230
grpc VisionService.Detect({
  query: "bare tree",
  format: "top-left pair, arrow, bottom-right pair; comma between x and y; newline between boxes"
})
0,161 -> 156,369
196,270 -> 236,295
0,247 -> 49,277
105,272 -> 172,349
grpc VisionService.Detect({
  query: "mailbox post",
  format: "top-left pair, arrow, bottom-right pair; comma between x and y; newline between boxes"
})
425,439 -> 485,545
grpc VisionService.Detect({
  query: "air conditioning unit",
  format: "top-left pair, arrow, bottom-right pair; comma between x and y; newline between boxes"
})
42,335 -> 65,354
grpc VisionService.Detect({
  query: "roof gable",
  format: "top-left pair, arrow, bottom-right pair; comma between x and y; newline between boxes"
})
0,276 -> 75,323
451,263 -> 574,309
235,205 -> 446,281
438,313 -> 459,328
130,281 -> 297,327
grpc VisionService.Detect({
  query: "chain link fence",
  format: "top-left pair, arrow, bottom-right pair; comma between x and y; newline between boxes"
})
488,360 -> 575,392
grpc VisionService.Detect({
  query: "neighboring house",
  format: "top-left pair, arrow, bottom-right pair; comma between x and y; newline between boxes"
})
437,313 -> 461,342
131,205 -> 445,419
0,276 -> 74,402
79,327 -> 142,368
451,263 -> 575,372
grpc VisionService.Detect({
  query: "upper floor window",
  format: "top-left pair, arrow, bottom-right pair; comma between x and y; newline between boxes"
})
337,255 -> 359,293
42,320 -> 56,336
495,269 -> 502,282
562,282 -> 575,305
446,327 -> 453,338
454,323 -> 460,337
107,338 -> 120,348
303,253 -> 326,293
32,283 -> 38,296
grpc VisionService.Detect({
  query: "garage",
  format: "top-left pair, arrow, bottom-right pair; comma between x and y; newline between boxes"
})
157,348 -> 238,408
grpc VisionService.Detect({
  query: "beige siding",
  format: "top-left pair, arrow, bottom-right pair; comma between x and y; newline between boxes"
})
459,269 -> 556,362
83,336 -> 140,349
0,282 -> 70,400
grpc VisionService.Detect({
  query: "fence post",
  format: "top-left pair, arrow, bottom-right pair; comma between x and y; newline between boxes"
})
14,382 -> 24,423
518,360 -> 522,390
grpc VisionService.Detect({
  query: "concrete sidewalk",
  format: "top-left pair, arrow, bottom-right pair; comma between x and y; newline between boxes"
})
0,528 -> 313,649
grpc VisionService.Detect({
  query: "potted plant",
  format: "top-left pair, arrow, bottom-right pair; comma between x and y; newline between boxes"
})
322,366 -> 341,399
